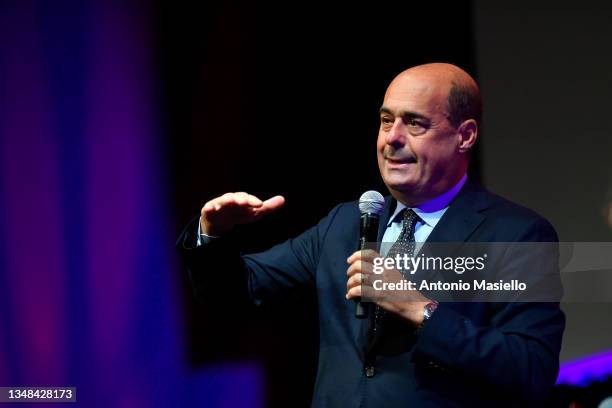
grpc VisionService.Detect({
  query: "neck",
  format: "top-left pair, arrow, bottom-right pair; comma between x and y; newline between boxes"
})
392,172 -> 468,209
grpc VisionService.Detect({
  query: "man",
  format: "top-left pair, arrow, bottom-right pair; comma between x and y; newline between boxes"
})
178,63 -> 565,407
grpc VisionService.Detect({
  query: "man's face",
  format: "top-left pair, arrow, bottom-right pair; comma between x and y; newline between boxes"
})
377,73 -> 462,202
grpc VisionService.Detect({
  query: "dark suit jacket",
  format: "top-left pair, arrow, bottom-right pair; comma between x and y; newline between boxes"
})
177,182 -> 565,407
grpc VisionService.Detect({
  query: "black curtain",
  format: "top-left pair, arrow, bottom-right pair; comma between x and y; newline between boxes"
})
158,2 -> 478,406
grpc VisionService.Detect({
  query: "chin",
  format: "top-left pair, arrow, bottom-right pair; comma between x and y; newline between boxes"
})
383,170 -> 413,185
384,177 -> 417,193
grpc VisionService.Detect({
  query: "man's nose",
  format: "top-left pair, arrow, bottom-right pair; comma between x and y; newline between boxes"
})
386,118 -> 406,147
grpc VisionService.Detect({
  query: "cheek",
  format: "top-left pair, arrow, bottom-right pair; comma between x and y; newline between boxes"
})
409,140 -> 427,161
413,137 -> 455,166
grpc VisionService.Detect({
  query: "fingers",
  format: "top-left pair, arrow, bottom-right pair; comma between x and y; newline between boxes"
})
255,195 -> 285,216
203,193 -> 283,214
217,192 -> 254,208
346,268 -> 368,300
201,193 -> 284,235
234,192 -> 264,207
346,249 -> 380,265
345,272 -> 375,300
346,272 -> 371,290
346,267 -> 366,300
346,284 -> 362,300
203,193 -> 264,215
346,253 -> 378,300
346,258 -> 375,278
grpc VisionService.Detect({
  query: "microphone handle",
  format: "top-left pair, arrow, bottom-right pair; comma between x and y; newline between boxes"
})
355,213 -> 379,318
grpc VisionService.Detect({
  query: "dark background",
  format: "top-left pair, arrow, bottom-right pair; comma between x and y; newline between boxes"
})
160,1 -> 479,406
159,1 -> 612,406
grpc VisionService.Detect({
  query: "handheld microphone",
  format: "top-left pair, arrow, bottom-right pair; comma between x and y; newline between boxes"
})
355,190 -> 384,318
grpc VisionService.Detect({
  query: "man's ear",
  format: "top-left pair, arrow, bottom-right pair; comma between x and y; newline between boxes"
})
457,119 -> 478,153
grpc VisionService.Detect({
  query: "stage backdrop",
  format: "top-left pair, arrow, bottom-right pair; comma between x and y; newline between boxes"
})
0,1 -> 263,407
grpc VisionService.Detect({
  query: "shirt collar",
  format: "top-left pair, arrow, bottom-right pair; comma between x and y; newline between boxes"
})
387,173 -> 468,227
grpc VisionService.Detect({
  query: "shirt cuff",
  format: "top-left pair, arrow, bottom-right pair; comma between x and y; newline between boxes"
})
197,217 -> 220,246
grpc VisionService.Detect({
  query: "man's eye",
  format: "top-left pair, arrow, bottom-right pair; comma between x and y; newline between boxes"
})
381,116 -> 393,125
405,118 -> 428,135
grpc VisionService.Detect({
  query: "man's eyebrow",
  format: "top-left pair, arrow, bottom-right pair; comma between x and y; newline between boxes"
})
379,106 -> 428,120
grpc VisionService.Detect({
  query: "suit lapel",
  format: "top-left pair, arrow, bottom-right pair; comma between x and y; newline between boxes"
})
419,182 -> 491,299
425,181 -> 489,244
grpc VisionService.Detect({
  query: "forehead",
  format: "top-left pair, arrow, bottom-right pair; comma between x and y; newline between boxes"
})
382,74 -> 449,116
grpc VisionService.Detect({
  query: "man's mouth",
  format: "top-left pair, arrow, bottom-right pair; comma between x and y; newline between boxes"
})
385,156 -> 416,165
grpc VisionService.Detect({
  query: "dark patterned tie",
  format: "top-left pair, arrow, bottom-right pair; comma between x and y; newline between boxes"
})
373,208 -> 421,331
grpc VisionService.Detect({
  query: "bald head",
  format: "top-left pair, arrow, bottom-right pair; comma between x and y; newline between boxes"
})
377,63 -> 480,205
388,63 -> 481,127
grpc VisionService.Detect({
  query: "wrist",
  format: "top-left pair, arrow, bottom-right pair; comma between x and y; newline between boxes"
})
418,300 -> 439,330
406,301 -> 430,326
200,217 -> 228,237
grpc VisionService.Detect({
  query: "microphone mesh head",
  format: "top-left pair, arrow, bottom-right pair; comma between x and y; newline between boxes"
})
359,190 -> 384,215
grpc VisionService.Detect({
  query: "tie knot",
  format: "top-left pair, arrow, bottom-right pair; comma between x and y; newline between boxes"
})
402,208 -> 420,230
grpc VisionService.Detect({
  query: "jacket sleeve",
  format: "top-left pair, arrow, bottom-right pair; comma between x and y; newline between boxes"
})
176,204 -> 344,307
412,218 -> 565,403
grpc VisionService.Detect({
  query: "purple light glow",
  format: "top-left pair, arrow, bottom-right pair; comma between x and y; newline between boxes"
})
557,350 -> 612,386
85,0 -> 151,375
0,1 -> 265,406
0,1 -> 68,386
